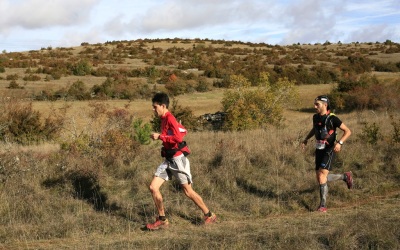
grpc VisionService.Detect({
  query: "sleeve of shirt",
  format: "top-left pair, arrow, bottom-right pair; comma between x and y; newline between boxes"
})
332,115 -> 342,128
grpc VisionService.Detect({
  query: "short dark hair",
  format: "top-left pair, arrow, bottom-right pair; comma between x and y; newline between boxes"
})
315,95 -> 331,110
152,92 -> 169,108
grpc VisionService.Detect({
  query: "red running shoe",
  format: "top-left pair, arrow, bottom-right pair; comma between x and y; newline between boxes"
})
146,218 -> 169,230
345,171 -> 353,189
317,206 -> 327,213
204,213 -> 217,224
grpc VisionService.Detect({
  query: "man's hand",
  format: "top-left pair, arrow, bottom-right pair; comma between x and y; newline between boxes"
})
334,143 -> 342,152
151,133 -> 160,140
301,140 -> 308,150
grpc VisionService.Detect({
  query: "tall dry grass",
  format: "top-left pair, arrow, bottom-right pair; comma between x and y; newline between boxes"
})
0,103 -> 399,249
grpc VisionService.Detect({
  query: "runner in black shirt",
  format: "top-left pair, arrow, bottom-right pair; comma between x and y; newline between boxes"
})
302,95 -> 353,212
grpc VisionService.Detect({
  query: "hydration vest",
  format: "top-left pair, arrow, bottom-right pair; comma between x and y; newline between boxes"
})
314,112 -> 337,146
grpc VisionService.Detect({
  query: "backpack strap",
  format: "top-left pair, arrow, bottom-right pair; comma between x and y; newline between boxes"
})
325,112 -> 336,135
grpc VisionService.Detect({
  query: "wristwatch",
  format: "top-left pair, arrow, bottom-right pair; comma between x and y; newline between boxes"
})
338,141 -> 344,145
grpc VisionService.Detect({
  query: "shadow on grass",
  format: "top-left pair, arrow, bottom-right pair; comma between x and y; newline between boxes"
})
236,178 -> 318,211
176,212 -> 203,225
236,178 -> 277,199
209,153 -> 223,169
298,187 -> 316,211
42,174 -> 122,214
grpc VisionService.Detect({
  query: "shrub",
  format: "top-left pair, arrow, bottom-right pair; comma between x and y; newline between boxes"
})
341,55 -> 374,74
91,77 -> 151,100
358,122 -> 381,145
330,75 -> 400,111
91,77 -> 114,98
222,73 -> 298,130
132,118 -> 152,145
7,80 -> 23,89
195,77 -> 212,92
67,80 -> 91,100
6,74 -> 18,80
51,69 -> 65,80
165,79 -> 195,96
374,62 -> 400,72
91,66 -> 114,77
390,114 -> 400,143
34,89 -> 58,101
99,129 -> 139,167
70,60 -> 92,76
0,99 -> 65,144
23,74 -> 41,81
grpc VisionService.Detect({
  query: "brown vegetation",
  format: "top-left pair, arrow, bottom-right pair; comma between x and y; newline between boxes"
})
0,39 -> 399,249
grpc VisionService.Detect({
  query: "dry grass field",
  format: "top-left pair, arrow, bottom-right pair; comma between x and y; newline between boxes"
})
0,40 -> 399,249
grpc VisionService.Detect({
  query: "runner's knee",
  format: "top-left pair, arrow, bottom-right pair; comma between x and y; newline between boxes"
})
181,184 -> 193,197
149,183 -> 159,194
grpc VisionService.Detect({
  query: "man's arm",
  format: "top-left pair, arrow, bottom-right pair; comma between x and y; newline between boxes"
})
301,128 -> 315,148
338,123 -> 351,143
303,128 -> 315,143
333,122 -> 351,152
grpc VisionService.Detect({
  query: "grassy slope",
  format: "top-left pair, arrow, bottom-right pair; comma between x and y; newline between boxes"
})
1,42 -> 400,249
2,88 -> 400,249
7,196 -> 399,249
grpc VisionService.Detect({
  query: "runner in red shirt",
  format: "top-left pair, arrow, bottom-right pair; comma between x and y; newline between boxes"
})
146,92 -> 216,230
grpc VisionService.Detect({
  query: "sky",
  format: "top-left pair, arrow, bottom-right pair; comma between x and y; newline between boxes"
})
0,0 -> 399,52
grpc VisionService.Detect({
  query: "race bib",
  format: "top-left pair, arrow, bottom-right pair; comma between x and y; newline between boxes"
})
316,140 -> 326,150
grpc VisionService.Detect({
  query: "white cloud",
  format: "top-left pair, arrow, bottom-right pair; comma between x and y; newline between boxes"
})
280,0 -> 346,44
0,0 -> 100,30
108,0 -> 275,34
346,24 -> 393,43
0,0 -> 399,52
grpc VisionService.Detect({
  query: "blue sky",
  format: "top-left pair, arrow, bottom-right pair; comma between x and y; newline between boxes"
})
0,0 -> 399,52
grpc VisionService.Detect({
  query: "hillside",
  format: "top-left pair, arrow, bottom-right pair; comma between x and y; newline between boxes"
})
1,39 -> 399,102
0,39 -> 399,249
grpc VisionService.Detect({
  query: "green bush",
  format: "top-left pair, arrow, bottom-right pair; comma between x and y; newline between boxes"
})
222,73 -> 298,130
132,118 -> 152,145
374,62 -> 400,72
195,77 -> 212,92
342,55 -> 374,74
359,122 -> 381,145
390,114 -> 400,143
70,59 -> 92,76
91,77 -> 151,100
67,80 -> 91,100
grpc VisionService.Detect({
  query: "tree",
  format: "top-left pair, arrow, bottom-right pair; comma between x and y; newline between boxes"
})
71,60 -> 92,76
221,72 -> 298,131
67,80 -> 90,100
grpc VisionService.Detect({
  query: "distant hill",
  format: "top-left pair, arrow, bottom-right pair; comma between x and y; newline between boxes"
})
0,38 -> 399,101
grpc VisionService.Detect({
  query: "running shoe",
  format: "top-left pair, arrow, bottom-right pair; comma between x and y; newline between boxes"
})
317,206 -> 327,212
344,171 -> 353,189
146,218 -> 169,230
204,213 -> 217,224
